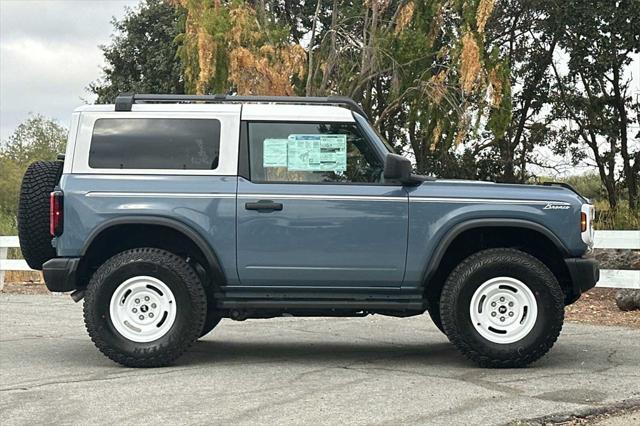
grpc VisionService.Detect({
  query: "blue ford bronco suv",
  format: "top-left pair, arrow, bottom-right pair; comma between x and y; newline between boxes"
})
18,94 -> 599,368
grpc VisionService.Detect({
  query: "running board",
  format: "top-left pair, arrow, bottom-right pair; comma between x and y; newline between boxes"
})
217,299 -> 425,311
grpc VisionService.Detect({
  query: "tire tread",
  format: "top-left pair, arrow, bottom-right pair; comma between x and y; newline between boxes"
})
440,248 -> 564,368
83,248 -> 207,368
17,160 -> 63,270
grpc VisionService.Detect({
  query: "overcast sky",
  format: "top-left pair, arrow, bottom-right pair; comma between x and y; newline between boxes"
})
0,0 -> 138,140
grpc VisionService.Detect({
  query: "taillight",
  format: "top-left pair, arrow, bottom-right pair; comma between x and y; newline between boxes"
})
50,190 -> 64,236
580,204 -> 594,247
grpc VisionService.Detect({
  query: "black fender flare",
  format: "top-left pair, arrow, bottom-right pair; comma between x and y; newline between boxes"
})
81,215 -> 226,284
422,218 -> 570,286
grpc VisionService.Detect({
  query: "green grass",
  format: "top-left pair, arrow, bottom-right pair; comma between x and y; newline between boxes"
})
593,200 -> 639,230
0,210 -> 17,236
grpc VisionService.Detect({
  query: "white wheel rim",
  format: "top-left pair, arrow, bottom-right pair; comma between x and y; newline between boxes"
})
469,277 -> 538,344
109,276 -> 177,343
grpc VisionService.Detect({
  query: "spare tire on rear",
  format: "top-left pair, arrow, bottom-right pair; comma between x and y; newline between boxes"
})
18,160 -> 63,270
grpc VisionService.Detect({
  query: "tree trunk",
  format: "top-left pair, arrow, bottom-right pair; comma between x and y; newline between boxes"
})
612,64 -> 638,210
319,0 -> 339,95
305,0 -> 322,96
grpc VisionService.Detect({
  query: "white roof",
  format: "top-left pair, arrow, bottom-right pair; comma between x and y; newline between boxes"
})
75,102 -> 355,122
241,104 -> 354,122
74,103 -> 241,113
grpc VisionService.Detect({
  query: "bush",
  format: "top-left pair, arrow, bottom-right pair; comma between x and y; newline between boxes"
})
593,200 -> 639,230
0,210 -> 16,236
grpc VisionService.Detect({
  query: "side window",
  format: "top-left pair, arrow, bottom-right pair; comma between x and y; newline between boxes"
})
89,118 -> 220,170
247,122 -> 383,183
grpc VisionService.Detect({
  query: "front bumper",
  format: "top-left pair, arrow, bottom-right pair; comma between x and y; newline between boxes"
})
564,257 -> 599,296
42,257 -> 80,292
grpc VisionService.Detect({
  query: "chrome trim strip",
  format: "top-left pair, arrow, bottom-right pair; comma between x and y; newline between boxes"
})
239,193 -> 569,205
85,192 -> 570,206
85,192 -> 235,198
238,193 -> 406,202
410,197 -> 570,205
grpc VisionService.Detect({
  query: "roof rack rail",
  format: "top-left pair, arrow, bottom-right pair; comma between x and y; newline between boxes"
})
114,93 -> 368,118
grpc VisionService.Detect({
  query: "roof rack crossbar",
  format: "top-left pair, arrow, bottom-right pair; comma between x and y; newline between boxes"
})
114,93 -> 367,117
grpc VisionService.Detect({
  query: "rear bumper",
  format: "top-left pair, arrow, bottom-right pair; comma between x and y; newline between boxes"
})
42,257 -> 80,292
564,257 -> 599,295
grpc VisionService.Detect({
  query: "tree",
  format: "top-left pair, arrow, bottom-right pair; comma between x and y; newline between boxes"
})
0,115 -> 67,230
304,0 -> 506,176
171,0 -> 305,95
480,0 -> 564,183
89,0 -> 184,103
169,1 -> 505,175
550,0 -> 640,210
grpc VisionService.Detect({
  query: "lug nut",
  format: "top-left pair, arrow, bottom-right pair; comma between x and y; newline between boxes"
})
135,298 -> 140,304
499,297 -> 505,302
132,308 -> 137,313
491,302 -> 496,307
500,316 -> 505,322
508,301 -> 514,307
145,296 -> 150,301
149,312 -> 154,318
509,312 -> 514,317
139,315 -> 144,320
491,312 -> 497,317
151,303 -> 157,309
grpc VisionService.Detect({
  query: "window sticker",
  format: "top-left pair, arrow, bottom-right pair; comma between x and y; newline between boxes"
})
287,134 -> 347,172
263,139 -> 288,167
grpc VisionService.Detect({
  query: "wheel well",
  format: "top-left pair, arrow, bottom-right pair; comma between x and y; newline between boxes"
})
78,224 -> 220,293
424,227 -> 572,309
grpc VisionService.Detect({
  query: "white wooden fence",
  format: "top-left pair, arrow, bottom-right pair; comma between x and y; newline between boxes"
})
593,231 -> 640,289
1,231 -> 639,291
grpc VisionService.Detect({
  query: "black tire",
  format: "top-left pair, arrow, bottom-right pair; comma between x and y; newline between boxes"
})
17,160 -> 63,270
83,248 -> 207,367
427,297 -> 445,333
189,261 -> 222,338
440,248 -> 564,368
200,314 -> 222,338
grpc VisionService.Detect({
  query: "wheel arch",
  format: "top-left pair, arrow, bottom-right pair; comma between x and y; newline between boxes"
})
422,218 -> 573,310
424,218 -> 569,283
80,216 -> 226,286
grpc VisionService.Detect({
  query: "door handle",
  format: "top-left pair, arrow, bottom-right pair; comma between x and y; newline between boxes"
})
245,200 -> 283,211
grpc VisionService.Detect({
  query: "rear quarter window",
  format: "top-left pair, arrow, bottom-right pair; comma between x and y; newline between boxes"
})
89,118 -> 220,170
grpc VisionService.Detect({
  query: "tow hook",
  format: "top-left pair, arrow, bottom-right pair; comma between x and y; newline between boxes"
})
70,289 -> 85,303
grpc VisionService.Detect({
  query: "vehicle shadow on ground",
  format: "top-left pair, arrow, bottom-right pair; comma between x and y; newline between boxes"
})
176,338 -> 608,372
179,339 -> 472,368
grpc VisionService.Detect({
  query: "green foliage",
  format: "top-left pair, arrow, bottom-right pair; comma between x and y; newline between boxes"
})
532,173 -> 639,230
0,115 -> 67,233
593,200 -> 639,231
295,0 -> 505,176
0,210 -> 16,236
89,0 -> 184,103
173,0 -> 306,96
556,174 -> 606,203
549,0 -> 640,210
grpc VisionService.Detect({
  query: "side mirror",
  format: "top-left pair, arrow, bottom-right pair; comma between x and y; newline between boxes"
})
383,153 -> 412,182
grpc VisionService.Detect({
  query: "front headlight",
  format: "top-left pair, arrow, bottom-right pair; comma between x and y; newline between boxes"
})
581,204 -> 595,247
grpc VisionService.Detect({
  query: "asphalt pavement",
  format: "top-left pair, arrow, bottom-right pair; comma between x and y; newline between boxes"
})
1,294 -> 639,425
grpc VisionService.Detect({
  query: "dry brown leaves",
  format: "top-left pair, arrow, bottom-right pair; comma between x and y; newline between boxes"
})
475,0 -> 496,33
460,32 -> 481,94
395,1 -> 415,33
566,288 -> 640,329
229,44 -> 306,96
